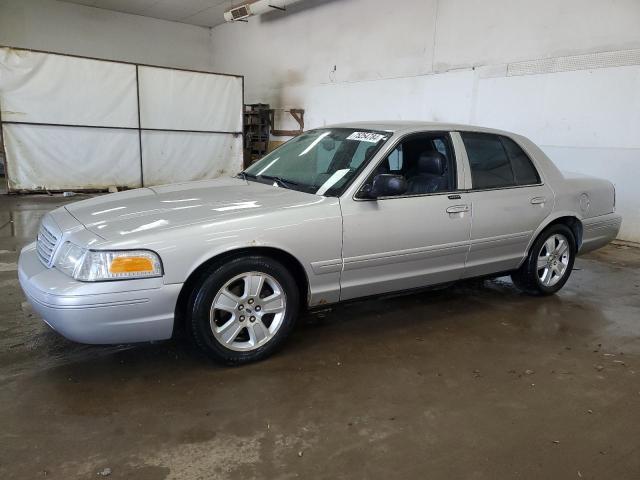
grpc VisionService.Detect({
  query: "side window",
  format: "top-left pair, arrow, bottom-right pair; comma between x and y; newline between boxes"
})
501,136 -> 540,185
433,138 -> 447,156
370,133 -> 456,195
462,132 -> 515,189
387,145 -> 403,171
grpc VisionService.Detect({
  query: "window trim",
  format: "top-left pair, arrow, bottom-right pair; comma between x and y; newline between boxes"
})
352,131 -> 460,202
459,131 -> 543,192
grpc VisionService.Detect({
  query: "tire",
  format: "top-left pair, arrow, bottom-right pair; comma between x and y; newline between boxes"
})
511,224 -> 576,296
186,255 -> 300,365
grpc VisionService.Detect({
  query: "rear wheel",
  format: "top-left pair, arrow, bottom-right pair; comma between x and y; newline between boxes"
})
511,224 -> 576,295
187,255 -> 300,365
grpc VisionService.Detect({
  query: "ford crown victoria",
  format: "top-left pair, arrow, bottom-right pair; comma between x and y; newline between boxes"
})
18,122 -> 622,364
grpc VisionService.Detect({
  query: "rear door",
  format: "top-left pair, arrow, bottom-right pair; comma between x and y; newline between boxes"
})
460,132 -> 554,277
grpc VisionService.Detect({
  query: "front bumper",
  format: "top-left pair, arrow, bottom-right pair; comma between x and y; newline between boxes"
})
18,242 -> 181,344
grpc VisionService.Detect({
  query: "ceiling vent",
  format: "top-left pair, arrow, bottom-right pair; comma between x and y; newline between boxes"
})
227,5 -> 251,21
224,1 -> 290,22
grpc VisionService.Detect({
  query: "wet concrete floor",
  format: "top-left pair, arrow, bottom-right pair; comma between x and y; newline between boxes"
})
0,192 -> 639,479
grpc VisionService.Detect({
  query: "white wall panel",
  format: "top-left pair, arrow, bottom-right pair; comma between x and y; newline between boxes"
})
298,70 -> 475,129
433,0 -> 640,70
138,66 -> 243,132
473,66 -> 640,149
3,124 -> 141,191
0,47 -> 138,127
141,131 -> 242,186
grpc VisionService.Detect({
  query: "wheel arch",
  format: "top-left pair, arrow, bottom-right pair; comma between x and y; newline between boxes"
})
519,214 -> 584,267
173,246 -> 310,337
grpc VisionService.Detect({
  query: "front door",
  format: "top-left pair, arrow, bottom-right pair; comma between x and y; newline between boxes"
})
339,132 -> 472,300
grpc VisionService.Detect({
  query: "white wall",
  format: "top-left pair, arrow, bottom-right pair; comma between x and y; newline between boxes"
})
210,0 -> 640,242
0,0 -> 214,70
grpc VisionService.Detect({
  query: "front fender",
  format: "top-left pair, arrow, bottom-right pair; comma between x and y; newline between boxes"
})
153,199 -> 344,306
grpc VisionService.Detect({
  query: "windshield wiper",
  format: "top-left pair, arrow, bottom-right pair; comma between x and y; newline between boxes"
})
236,171 -> 256,181
257,175 -> 300,189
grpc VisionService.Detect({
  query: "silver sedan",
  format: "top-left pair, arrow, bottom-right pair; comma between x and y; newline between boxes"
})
18,122 -> 622,364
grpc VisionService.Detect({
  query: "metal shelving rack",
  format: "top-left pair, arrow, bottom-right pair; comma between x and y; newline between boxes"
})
243,103 -> 271,166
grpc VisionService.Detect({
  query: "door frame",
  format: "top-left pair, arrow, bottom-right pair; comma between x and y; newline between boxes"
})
342,130 -> 471,201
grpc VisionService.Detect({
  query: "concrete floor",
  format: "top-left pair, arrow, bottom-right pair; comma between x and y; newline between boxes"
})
0,192 -> 639,480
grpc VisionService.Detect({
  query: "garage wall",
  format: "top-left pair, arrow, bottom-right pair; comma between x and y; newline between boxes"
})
0,0 -> 213,70
209,0 -> 640,243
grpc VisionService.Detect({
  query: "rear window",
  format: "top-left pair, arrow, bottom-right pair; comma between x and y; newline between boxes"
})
501,136 -> 540,185
462,132 -> 540,189
462,133 -> 515,189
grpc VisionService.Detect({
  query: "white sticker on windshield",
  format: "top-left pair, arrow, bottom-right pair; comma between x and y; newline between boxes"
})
346,131 -> 385,143
316,168 -> 350,196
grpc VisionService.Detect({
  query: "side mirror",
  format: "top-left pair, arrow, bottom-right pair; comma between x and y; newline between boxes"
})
361,174 -> 407,199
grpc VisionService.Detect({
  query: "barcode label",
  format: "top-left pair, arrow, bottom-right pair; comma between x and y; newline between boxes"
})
346,132 -> 385,143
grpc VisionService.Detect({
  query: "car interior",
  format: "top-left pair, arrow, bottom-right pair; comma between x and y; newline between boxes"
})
371,134 -> 456,195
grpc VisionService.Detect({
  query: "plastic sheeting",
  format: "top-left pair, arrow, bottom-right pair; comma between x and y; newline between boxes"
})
0,47 -> 243,191
138,66 -> 242,132
3,124 -> 141,191
141,131 -> 242,186
0,48 -> 138,127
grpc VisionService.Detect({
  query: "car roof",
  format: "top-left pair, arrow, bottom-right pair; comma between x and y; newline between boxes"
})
320,121 -> 516,137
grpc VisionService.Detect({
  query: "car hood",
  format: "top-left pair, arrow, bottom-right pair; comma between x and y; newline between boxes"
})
64,177 -> 318,241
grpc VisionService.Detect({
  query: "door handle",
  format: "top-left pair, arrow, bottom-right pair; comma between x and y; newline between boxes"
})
530,197 -> 547,205
446,204 -> 470,214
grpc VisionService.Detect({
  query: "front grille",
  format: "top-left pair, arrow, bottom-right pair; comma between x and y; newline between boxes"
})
36,221 -> 60,267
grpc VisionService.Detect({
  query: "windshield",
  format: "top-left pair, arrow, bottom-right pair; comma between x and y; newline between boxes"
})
242,128 -> 391,196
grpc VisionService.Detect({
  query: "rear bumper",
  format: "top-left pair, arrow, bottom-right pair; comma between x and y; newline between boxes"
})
579,213 -> 622,254
18,242 -> 181,344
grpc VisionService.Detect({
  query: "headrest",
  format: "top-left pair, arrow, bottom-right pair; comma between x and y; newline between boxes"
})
417,151 -> 446,175
365,145 -> 377,159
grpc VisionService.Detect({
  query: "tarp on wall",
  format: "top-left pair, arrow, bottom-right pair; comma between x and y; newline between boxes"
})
138,66 -> 243,132
0,47 -> 243,191
0,49 -> 138,127
3,124 -> 142,190
141,130 -> 242,186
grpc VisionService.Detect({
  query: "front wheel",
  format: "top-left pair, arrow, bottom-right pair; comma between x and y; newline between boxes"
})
511,224 -> 576,295
187,255 -> 300,365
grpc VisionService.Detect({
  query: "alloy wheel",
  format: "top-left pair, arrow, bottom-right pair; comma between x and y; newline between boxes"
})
209,271 -> 286,351
537,233 -> 571,287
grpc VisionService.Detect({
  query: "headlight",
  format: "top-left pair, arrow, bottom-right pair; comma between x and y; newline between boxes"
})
54,242 -> 87,278
54,242 -> 163,281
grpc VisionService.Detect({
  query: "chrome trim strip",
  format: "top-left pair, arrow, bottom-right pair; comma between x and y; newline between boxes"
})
343,241 -> 469,271
310,259 -> 343,274
469,231 -> 533,246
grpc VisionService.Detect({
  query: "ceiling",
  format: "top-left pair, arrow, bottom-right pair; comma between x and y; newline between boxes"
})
60,0 -> 238,27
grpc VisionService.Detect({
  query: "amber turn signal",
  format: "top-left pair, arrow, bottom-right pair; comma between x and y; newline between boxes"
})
109,256 -> 155,274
